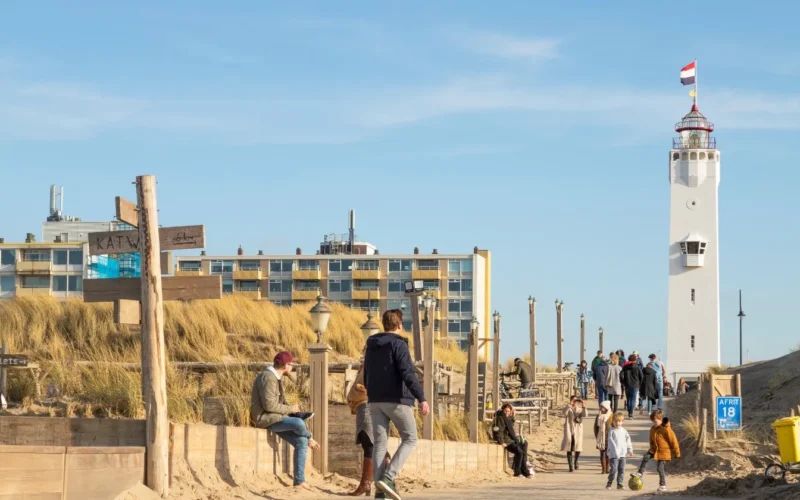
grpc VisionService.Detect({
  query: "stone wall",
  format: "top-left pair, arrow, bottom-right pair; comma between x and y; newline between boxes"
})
0,444 -> 144,500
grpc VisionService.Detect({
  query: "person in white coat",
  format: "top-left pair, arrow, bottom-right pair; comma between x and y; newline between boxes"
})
561,396 -> 588,472
605,412 -> 633,490
605,354 -> 623,414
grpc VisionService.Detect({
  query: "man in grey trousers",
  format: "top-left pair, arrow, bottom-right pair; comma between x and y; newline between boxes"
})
364,309 -> 430,500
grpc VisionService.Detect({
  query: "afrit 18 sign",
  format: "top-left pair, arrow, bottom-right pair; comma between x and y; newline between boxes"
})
716,396 -> 742,431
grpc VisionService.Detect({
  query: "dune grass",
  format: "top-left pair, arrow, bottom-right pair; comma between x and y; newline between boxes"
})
0,296 -> 470,439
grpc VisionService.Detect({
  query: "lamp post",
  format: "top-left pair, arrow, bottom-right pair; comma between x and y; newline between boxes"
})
528,296 -> 537,382
737,290 -> 746,366
555,300 -> 564,372
308,296 -> 332,473
580,314 -> 586,364
360,311 -> 381,341
598,327 -> 604,355
467,316 -> 480,443
422,292 -> 436,440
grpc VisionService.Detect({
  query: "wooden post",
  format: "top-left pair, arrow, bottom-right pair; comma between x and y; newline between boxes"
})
579,314 -> 586,364
697,408 -> 708,454
555,300 -> 564,372
422,302 -> 435,440
468,324 -> 479,443
137,175 -> 169,498
409,294 -> 423,362
309,343 -> 331,474
529,297 -> 537,383
735,373 -> 742,397
0,342 -> 6,402
492,312 -> 501,415
709,373 -> 717,440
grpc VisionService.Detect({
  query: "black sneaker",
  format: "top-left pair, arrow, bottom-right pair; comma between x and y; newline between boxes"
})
377,476 -> 400,500
617,484 -> 624,490
605,482 -> 612,490
375,491 -> 386,499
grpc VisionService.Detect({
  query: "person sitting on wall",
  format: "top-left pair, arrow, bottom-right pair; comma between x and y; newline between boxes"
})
251,351 -> 320,490
492,403 -> 532,478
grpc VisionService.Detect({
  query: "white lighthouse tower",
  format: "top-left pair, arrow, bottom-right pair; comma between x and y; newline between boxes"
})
666,101 -> 721,385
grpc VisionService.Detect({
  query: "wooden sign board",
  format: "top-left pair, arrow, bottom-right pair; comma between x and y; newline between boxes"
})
115,196 -> 138,227
0,354 -> 28,368
88,225 -> 205,255
83,275 -> 222,302
114,299 -> 141,325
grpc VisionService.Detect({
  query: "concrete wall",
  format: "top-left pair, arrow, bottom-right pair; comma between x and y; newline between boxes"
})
0,416 -> 145,447
0,445 -> 144,500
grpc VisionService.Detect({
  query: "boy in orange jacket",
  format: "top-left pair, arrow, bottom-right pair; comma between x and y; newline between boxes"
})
632,409 -> 680,492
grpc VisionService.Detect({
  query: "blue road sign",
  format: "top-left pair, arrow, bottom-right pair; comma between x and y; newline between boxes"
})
716,396 -> 742,431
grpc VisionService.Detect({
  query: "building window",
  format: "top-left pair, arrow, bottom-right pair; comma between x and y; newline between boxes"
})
53,276 -> 67,292
388,280 -> 403,292
68,276 -> 82,292
690,335 -> 696,351
447,319 -> 473,339
211,260 -> 234,274
22,276 -> 50,288
222,279 -> 234,294
422,280 -> 439,290
329,279 -> 352,293
388,259 -> 412,272
298,260 -> 319,271
356,260 -> 379,271
54,250 -> 68,265
0,275 -> 14,291
354,280 -> 379,291
238,280 -> 259,291
353,300 -> 379,311
270,260 -> 292,273
180,261 -> 201,271
23,250 -> 51,262
297,280 -> 320,291
448,259 -> 473,273
448,279 -> 473,293
417,259 -> 438,270
329,260 -> 353,272
269,279 -> 293,293
69,250 -> 83,266
239,261 -> 260,271
448,299 -> 473,314
0,250 -> 15,265
691,289 -> 695,304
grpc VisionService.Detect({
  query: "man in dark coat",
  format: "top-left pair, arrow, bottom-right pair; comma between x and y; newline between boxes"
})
640,362 -> 659,412
593,358 -> 609,406
504,358 -> 534,388
620,354 -> 643,418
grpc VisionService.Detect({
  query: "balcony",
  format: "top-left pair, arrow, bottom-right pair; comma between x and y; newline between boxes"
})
175,269 -> 204,277
16,287 -> 52,297
292,290 -> 320,301
672,137 -> 716,150
412,269 -> 440,280
352,269 -> 380,280
352,289 -> 380,300
292,269 -> 321,280
234,289 -> 262,300
16,261 -> 53,274
233,269 -> 262,280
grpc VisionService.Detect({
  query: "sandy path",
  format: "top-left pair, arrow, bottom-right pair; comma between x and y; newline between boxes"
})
407,401 -> 705,499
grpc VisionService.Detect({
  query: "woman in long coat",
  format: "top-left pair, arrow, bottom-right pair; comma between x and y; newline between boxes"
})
640,362 -> 659,412
605,354 -> 623,414
561,397 -> 588,472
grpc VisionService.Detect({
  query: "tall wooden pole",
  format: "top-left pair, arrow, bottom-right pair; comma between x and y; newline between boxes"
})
137,175 -> 169,497
580,314 -> 586,363
408,293 -> 423,362
492,312 -> 501,414
599,327 -> 604,355
556,300 -> 564,372
309,343 -> 331,473
422,299 -> 435,440
0,342 -> 7,403
528,297 -> 537,382
467,320 -> 479,443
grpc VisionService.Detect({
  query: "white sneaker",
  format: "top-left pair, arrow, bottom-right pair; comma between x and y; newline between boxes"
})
658,485 -> 668,492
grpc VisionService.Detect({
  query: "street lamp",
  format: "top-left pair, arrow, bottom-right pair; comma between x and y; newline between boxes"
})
470,316 -> 479,344
360,311 -> 381,340
309,295 -> 332,344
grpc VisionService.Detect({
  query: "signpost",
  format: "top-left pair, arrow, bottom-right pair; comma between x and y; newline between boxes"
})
716,396 -> 742,431
0,342 -> 29,404
88,225 -> 205,255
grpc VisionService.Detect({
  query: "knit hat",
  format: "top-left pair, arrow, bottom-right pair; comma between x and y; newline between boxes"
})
600,400 -> 612,411
274,351 -> 293,365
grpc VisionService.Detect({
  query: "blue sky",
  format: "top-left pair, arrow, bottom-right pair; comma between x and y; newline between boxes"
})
1,2 -> 798,366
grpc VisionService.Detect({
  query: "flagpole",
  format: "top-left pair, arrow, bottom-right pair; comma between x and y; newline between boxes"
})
694,58 -> 698,108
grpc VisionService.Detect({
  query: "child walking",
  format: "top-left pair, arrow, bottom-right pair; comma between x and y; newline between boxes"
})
605,412 -> 633,490
594,400 -> 612,474
633,409 -> 680,492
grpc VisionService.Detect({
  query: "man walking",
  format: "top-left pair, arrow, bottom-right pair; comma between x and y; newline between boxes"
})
365,309 -> 430,500
648,354 -> 667,409
251,351 -> 319,489
504,357 -> 535,389
593,356 -> 610,406
591,350 -> 604,373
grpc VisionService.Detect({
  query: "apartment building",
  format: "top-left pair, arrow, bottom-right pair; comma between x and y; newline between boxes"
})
0,235 -> 87,300
175,247 -> 492,352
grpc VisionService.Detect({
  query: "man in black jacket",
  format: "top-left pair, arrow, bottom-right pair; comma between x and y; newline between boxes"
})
593,358 -> 610,406
493,404 -> 532,478
621,354 -> 644,418
504,358 -> 534,388
365,309 -> 429,500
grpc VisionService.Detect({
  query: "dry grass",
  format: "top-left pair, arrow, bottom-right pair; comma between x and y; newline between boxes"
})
706,364 -> 731,375
0,296 -> 468,431
679,413 -> 701,443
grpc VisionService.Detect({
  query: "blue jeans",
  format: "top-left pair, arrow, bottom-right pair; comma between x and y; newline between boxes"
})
626,389 -> 638,416
656,381 -> 664,409
608,457 -> 627,485
597,385 -> 607,406
269,417 -> 312,485
580,382 -> 589,400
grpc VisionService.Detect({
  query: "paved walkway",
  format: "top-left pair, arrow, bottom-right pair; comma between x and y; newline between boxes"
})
408,404 -> 705,499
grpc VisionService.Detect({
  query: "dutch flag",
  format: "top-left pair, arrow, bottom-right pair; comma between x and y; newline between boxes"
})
680,61 -> 696,86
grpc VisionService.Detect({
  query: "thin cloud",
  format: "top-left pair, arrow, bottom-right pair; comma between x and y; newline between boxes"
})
458,30 -> 561,60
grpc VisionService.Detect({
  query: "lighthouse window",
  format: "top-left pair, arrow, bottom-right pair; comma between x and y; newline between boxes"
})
681,152 -> 689,160
691,289 -> 696,304
700,242 -> 707,255
699,152 -> 707,160
691,335 -> 696,351
690,152 -> 698,160
686,242 -> 700,254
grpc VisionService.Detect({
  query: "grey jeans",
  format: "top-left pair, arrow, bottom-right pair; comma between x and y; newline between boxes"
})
370,402 -> 418,482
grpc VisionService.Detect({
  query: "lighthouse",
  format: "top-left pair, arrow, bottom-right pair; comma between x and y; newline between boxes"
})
666,101 -> 721,385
